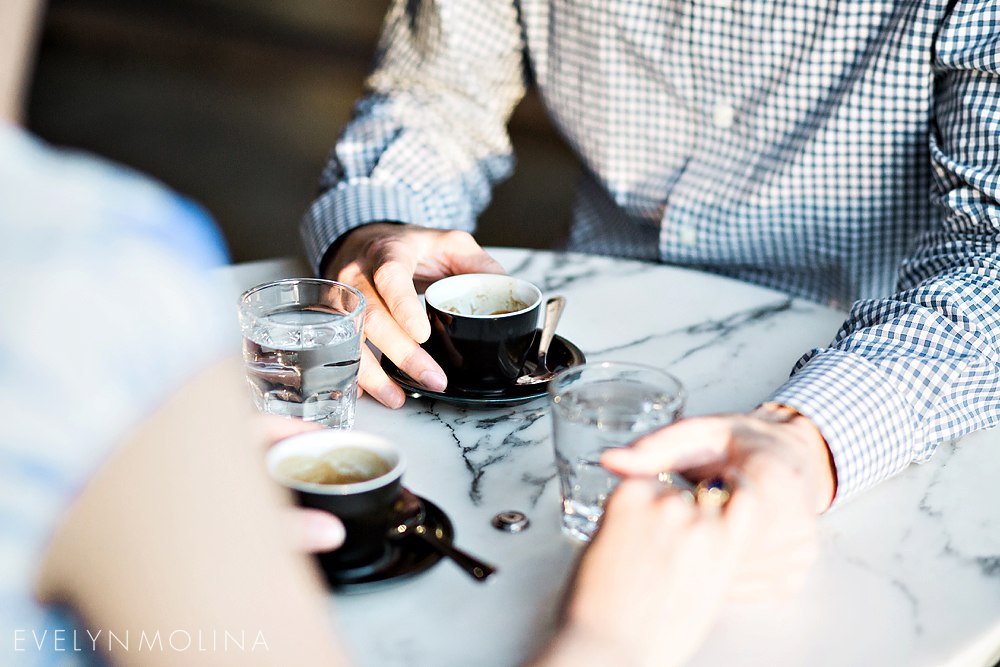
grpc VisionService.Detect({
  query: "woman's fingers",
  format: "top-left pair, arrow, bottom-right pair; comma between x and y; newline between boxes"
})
601,416 -> 733,476
286,508 -> 346,553
728,538 -> 818,601
258,413 -> 324,445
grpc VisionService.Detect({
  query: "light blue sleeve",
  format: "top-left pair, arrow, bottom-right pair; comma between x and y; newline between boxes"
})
0,126 -> 236,664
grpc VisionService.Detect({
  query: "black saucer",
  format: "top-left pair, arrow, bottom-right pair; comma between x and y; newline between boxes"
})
318,496 -> 453,594
381,333 -> 586,408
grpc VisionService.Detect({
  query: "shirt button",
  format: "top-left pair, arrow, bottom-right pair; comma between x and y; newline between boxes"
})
679,226 -> 698,245
711,101 -> 736,129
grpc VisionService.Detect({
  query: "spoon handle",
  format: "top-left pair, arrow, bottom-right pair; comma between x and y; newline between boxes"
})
537,296 -> 567,370
413,526 -> 497,582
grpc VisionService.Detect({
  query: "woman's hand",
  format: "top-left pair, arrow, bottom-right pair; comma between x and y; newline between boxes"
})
538,476 -> 758,667
602,407 -> 835,600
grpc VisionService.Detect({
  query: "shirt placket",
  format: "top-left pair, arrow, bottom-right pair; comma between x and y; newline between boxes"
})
659,0 -> 748,256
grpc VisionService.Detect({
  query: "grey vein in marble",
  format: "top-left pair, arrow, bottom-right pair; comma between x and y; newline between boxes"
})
589,298 -> 796,365
425,403 -> 550,505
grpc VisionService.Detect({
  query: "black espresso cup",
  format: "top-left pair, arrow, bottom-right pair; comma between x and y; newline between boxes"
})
423,274 -> 542,392
267,430 -> 404,577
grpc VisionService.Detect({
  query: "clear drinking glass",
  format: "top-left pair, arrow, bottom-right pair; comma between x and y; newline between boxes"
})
238,278 -> 365,429
548,361 -> 686,542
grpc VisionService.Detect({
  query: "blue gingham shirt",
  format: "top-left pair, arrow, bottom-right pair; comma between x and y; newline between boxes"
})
302,1 -> 1000,505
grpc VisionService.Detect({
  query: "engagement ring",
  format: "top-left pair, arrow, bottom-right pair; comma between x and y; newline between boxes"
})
694,477 -> 732,508
655,471 -> 733,508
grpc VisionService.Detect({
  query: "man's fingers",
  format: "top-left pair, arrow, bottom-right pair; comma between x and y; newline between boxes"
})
448,249 -> 506,276
369,241 -> 431,343
364,305 -> 447,393
357,344 -> 406,409
342,262 -> 447,395
328,226 -> 509,400
437,230 -> 507,276
373,262 -> 429,343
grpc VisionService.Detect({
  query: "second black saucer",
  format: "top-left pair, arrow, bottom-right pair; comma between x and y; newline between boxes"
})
381,332 -> 586,408
317,496 -> 453,594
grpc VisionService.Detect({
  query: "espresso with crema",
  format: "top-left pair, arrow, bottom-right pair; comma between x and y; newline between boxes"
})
441,293 -> 530,316
275,446 -> 392,485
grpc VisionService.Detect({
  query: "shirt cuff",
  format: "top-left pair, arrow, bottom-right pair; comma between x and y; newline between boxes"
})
300,183 -> 435,274
768,348 -> 920,506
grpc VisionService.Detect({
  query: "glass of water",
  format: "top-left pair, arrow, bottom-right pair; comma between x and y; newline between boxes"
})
548,362 -> 685,542
238,278 -> 365,429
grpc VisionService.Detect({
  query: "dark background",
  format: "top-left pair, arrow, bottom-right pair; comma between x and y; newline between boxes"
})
26,0 -> 578,264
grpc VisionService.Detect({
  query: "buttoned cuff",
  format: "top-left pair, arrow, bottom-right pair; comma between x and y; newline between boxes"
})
768,349 -> 919,506
300,183 -> 435,274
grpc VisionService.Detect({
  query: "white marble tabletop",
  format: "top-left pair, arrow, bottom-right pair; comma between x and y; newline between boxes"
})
221,247 -> 1000,667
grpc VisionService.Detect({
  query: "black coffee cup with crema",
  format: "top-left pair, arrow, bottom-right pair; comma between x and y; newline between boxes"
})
267,431 -> 404,578
423,274 -> 542,392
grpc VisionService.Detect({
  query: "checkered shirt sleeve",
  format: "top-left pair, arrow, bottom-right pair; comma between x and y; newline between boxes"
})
299,1 -> 527,270
301,0 -> 1000,505
772,2 -> 1000,501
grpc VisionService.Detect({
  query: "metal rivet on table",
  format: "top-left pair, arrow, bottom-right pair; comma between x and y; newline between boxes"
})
492,511 -> 530,533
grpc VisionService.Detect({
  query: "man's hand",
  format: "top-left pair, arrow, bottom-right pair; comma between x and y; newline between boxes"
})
324,223 -> 505,408
602,406 -> 836,600
535,477 -> 758,667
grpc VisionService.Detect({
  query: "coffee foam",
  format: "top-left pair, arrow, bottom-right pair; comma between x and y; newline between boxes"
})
440,287 -> 528,316
425,274 -> 541,319
275,446 -> 392,486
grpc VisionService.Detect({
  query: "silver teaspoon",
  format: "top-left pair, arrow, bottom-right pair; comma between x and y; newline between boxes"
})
515,295 -> 566,385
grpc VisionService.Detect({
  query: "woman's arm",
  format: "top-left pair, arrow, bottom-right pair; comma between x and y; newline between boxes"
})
35,359 -> 350,666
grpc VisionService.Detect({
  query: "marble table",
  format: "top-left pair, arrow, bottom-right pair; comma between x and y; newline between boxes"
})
221,247 -> 1000,667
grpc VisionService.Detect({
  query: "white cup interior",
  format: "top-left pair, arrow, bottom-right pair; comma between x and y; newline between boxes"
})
425,274 -> 541,318
266,430 -> 404,495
